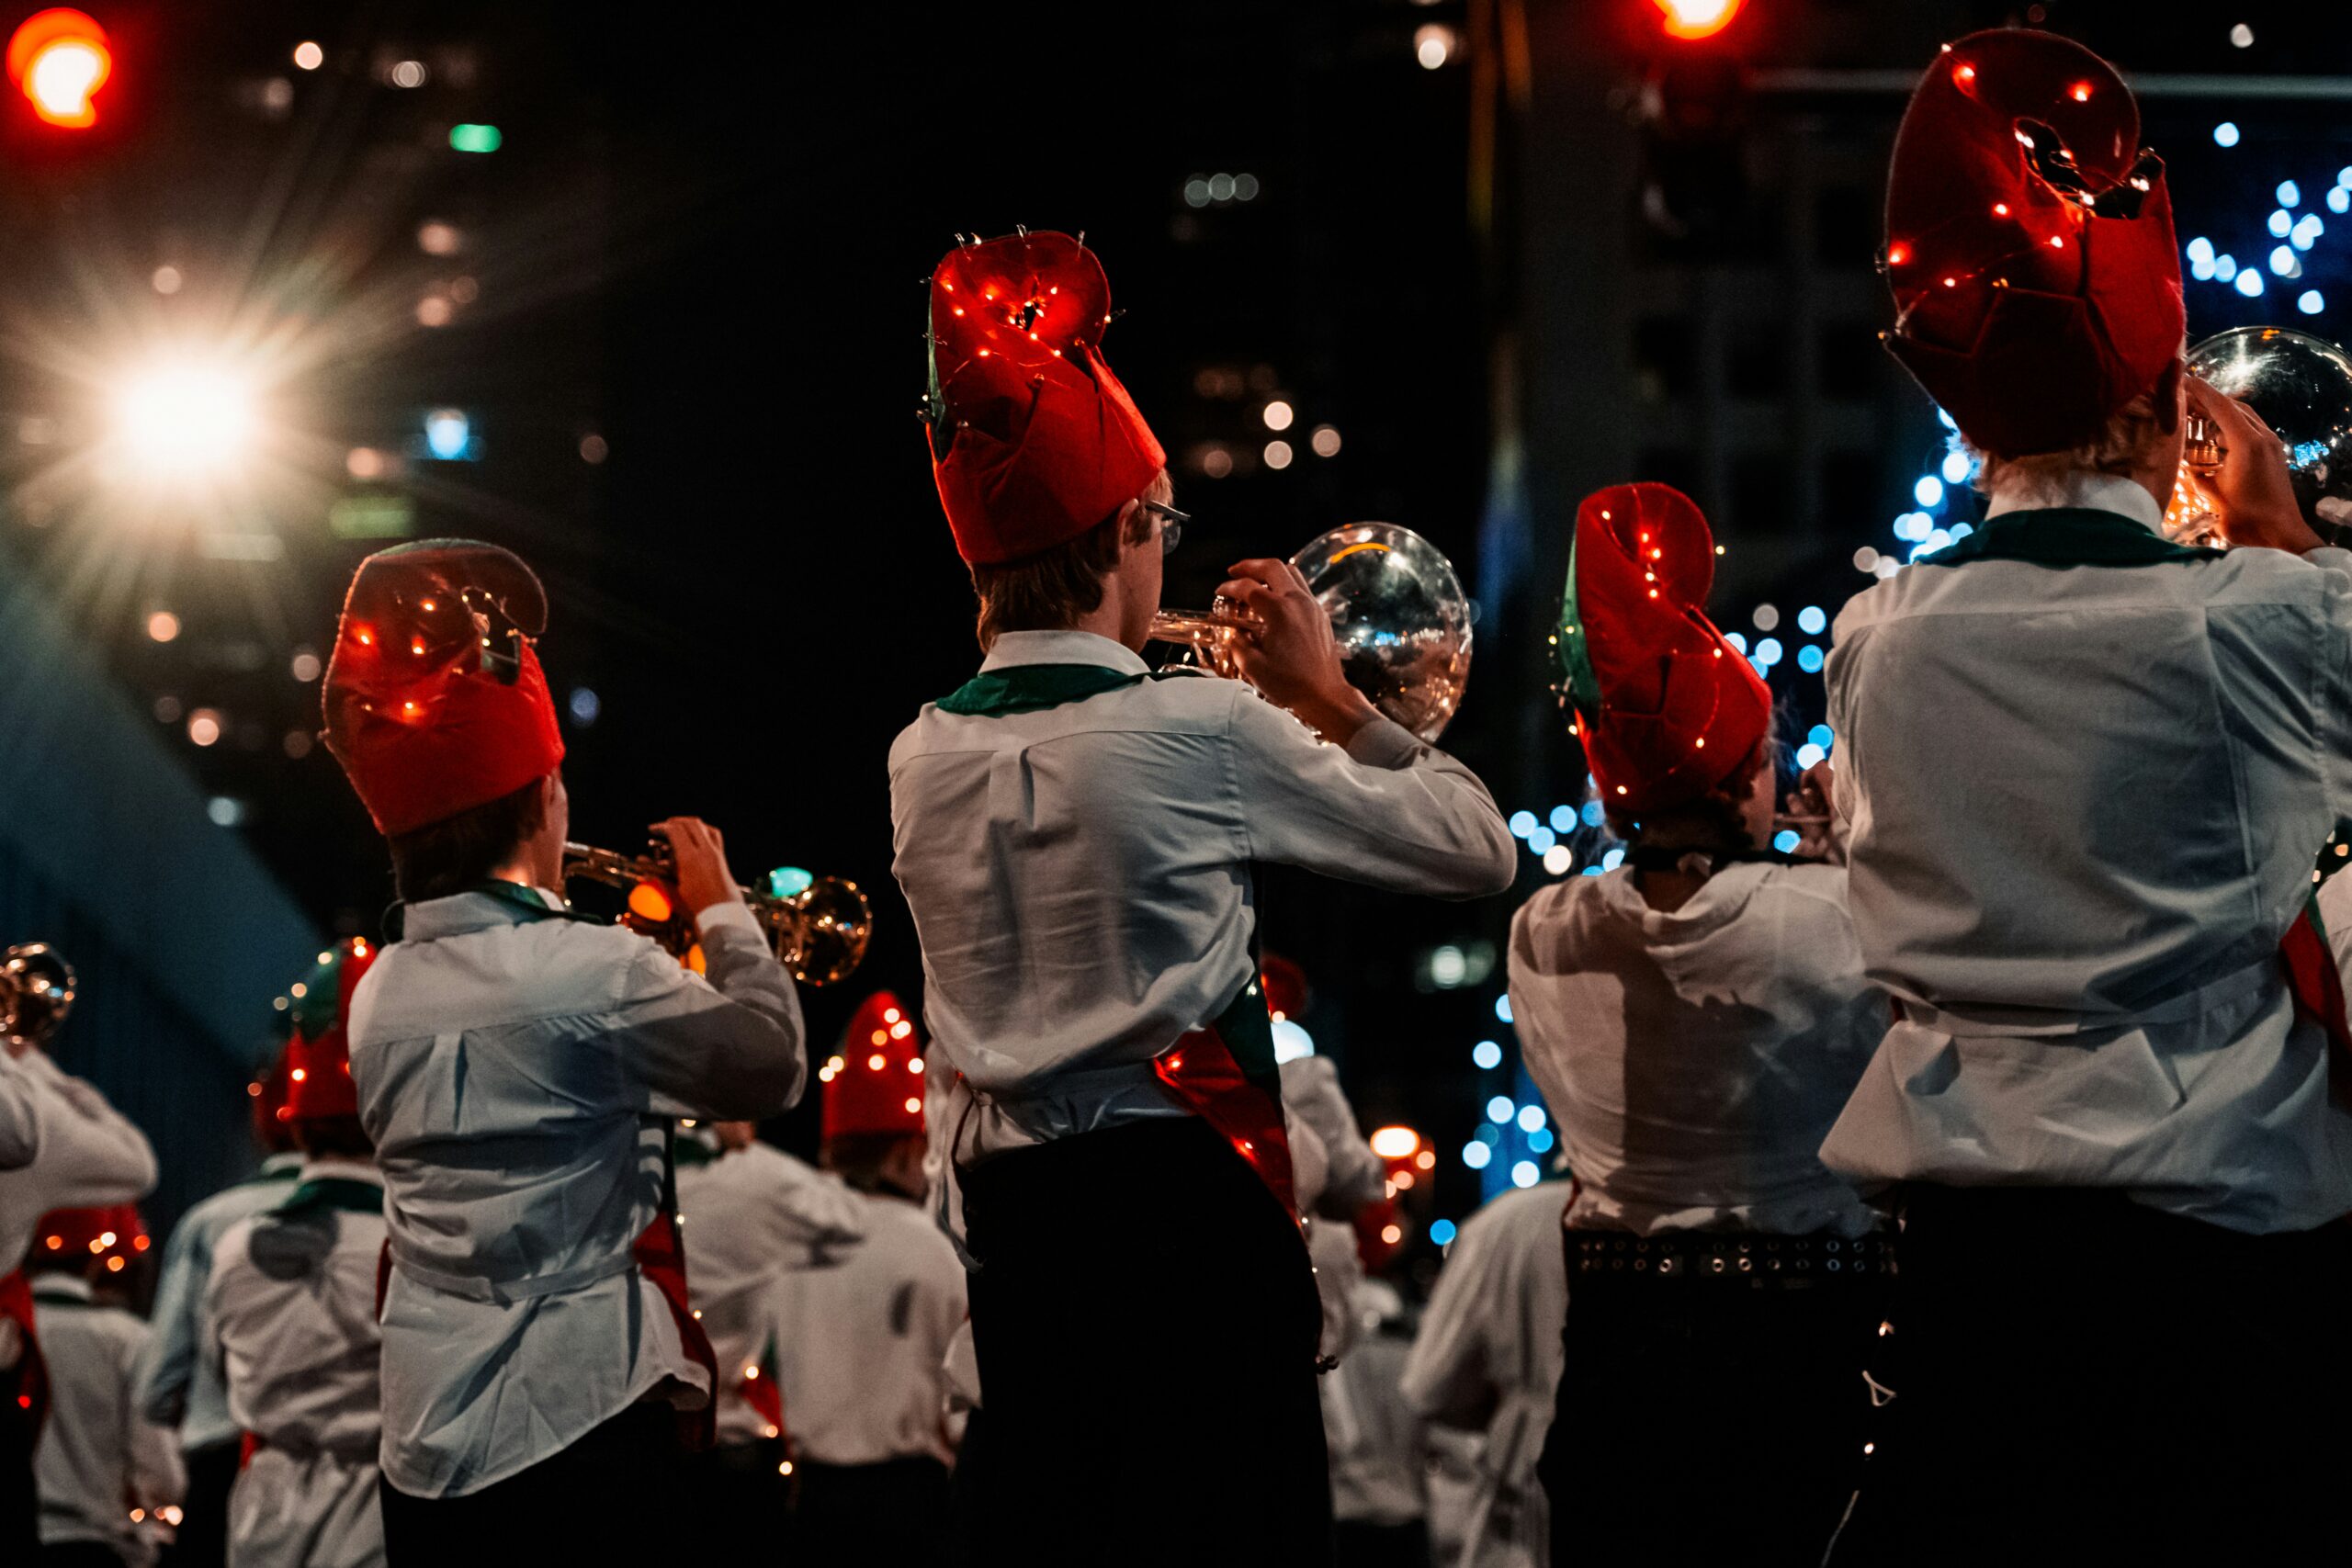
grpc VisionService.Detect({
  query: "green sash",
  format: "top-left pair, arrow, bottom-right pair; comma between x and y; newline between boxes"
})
936,663 -> 1148,716
1911,507 -> 2221,570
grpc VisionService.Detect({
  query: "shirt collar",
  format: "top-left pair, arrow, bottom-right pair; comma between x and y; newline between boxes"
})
399,884 -> 571,941
1984,468 -> 2164,533
978,629 -> 1149,677
32,1273 -> 93,1303
259,1151 -> 305,1178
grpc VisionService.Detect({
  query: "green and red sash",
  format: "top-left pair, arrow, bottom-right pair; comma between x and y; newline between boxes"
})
1924,506 -> 2352,1083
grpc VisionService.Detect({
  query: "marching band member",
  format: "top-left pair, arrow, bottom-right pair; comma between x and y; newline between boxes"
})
1400,1177 -> 1570,1568
671,1106 -> 865,1551
201,939 -> 388,1568
773,992 -> 965,1565
27,1205 -> 183,1568
131,1039 -> 307,1568
318,541 -> 807,1561
1317,1270 -> 1429,1568
894,228 -> 1514,1563
1,949 -> 158,1562
1817,31 -> 2352,1562
1514,483 -> 1888,1565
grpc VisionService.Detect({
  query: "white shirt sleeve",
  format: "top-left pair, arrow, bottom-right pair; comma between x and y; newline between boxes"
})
2309,547 -> 2352,823
615,921 -> 808,1122
17,1054 -> 157,1207
1227,695 -> 1517,899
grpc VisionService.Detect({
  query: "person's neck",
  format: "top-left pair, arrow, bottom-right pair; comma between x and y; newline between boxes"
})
1067,592 -> 1146,652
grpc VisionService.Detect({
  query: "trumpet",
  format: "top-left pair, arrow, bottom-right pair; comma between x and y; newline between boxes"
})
2165,325 -> 2352,548
560,842 -> 873,987
0,942 -> 76,1050
1148,522 -> 1474,743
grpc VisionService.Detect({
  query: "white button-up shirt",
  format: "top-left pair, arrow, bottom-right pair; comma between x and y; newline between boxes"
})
1819,470 -> 2352,1232
31,1273 -> 184,1568
766,1190 -> 967,1466
1401,1180 -> 1570,1568
203,1157 -> 389,1568
1509,863 -> 1886,1238
673,1134 -> 865,1447
0,1049 -> 157,1276
889,629 -> 1515,1165
349,887 -> 806,1497
0,1053 -> 37,1169
131,1150 -> 304,1453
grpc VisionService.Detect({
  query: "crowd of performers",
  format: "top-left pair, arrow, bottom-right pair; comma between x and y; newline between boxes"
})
4,27 -> 2352,1568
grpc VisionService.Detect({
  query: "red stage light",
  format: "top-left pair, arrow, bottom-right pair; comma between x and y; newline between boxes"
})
6,8 -> 112,128
1655,0 -> 1747,42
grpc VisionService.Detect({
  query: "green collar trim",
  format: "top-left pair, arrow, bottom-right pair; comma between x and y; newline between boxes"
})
273,1177 -> 385,1219
937,663 -> 1149,716
1912,508 -> 2222,570
1555,529 -> 1604,723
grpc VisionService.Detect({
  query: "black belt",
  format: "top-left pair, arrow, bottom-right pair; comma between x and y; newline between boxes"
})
1569,1229 -> 1892,1284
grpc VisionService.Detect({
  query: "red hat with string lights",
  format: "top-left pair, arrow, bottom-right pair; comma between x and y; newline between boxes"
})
1556,483 -> 1770,816
322,540 -> 564,837
1261,954 -> 1309,1024
1883,30 -> 2182,457
821,991 -> 926,1141
281,938 -> 378,1123
924,230 -> 1166,566
251,1038 -> 298,1150
28,1204 -> 148,1277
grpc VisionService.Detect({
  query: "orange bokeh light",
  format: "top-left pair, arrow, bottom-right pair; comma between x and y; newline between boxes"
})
1654,0 -> 1746,41
6,9 -> 111,128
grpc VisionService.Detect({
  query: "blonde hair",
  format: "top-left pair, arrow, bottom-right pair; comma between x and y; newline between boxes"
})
1969,372 -> 2179,502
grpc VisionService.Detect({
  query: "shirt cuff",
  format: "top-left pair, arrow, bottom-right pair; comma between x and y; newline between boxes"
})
1344,716 -> 1424,770
695,899 -> 763,942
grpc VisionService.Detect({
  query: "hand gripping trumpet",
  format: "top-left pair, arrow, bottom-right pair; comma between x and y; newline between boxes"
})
1148,522 -> 1475,743
560,843 -> 872,987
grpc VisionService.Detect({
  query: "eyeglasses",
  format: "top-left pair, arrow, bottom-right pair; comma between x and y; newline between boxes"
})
1145,500 -> 1190,556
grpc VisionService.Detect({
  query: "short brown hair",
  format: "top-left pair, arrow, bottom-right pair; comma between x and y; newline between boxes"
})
968,473 -> 1170,650
387,775 -> 548,903
1602,737 -> 1770,853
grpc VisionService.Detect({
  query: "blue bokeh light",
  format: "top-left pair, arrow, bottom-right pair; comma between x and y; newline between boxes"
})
1797,645 -> 1825,673
1472,1039 -> 1503,1069
1797,605 -> 1827,635
2213,122 -> 2240,148
1430,1219 -> 1458,1246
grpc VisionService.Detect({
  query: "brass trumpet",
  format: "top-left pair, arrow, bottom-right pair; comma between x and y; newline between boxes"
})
1148,522 -> 1475,743
0,942 -> 76,1050
560,842 -> 873,987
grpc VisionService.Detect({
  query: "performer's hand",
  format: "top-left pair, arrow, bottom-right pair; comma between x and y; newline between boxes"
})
1785,761 -> 1845,866
2186,377 -> 2321,553
1216,558 -> 1381,745
651,818 -> 741,924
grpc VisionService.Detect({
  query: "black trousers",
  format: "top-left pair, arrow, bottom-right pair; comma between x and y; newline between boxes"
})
0,1385 -> 35,1565
794,1456 -> 948,1564
379,1403 -> 684,1567
1829,1186 -> 2352,1567
950,1117 -> 1333,1568
1538,1235 -> 1886,1568
167,1439 -> 239,1568
676,1437 -> 792,1558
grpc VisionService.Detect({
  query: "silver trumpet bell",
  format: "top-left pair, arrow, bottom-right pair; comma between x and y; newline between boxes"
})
2169,325 -> 2352,547
1148,522 -> 1475,743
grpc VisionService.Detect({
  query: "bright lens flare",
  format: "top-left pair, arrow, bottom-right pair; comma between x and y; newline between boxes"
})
1656,0 -> 1747,40
1369,1125 -> 1423,1161
113,364 -> 257,479
7,9 -> 112,128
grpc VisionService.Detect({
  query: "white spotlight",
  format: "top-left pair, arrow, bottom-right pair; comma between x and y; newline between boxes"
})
114,362 -> 256,479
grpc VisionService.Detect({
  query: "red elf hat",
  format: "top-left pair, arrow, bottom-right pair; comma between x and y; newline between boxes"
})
281,938 -> 379,1123
924,230 -> 1166,566
1557,484 -> 1770,817
821,991 -> 926,1141
1883,29 -> 2182,457
321,540 -> 565,837
30,1204 -> 148,1275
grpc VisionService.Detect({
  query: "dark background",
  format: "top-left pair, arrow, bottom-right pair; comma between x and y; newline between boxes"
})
6,0 -> 2348,1245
